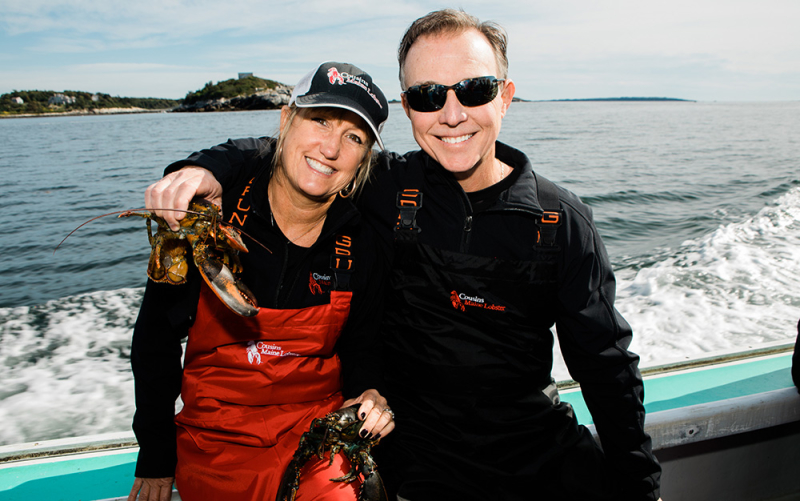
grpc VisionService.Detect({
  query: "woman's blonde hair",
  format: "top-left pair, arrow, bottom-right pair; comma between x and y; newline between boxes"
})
269,104 -> 377,198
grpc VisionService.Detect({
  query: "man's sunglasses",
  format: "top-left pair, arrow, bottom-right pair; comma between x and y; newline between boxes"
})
403,76 -> 505,112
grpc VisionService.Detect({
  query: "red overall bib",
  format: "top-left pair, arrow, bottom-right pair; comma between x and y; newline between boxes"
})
174,284 -> 359,500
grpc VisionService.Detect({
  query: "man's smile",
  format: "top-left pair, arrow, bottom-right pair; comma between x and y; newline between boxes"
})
439,133 -> 474,144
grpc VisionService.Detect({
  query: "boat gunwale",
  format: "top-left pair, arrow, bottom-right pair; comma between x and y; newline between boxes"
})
1,343 -> 796,463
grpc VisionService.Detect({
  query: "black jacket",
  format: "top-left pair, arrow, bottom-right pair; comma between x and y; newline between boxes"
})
167,138 -> 661,500
131,139 -> 386,478
793,319 -> 799,389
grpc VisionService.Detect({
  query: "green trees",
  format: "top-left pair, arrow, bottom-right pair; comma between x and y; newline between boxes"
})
182,76 -> 282,105
0,90 -> 180,115
0,75 -> 286,115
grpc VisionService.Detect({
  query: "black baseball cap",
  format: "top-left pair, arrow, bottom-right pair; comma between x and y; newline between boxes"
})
290,61 -> 389,150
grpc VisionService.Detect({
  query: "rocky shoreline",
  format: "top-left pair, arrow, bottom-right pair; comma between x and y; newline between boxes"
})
172,84 -> 293,112
2,84 -> 296,118
0,107 -> 167,119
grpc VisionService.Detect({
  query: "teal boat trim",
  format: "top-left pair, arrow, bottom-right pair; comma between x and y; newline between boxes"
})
1,344 -> 797,501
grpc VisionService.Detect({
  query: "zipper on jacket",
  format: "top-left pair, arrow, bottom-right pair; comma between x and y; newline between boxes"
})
273,241 -> 290,308
455,188 -> 474,253
428,157 -> 477,252
462,215 -> 473,251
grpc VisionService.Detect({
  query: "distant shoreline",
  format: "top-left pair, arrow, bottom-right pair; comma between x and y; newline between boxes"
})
1,96 -> 697,119
386,96 -> 693,104
0,107 -> 171,119
532,97 -> 695,102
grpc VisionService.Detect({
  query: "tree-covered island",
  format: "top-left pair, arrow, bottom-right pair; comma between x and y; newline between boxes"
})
0,90 -> 180,116
0,75 -> 294,116
174,75 -> 292,112
1,74 -> 694,117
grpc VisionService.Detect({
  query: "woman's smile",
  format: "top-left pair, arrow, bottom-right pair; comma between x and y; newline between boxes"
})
306,156 -> 335,176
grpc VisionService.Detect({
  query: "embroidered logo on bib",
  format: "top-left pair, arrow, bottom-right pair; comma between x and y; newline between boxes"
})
246,340 -> 299,364
309,272 -> 332,295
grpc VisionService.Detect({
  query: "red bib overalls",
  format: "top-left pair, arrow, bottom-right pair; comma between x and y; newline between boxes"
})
174,284 -> 359,500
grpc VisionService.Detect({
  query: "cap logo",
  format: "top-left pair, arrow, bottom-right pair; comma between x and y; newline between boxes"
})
327,67 -> 345,85
325,66 -> 383,109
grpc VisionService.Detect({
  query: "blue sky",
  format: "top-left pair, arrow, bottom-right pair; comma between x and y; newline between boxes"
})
1,0 -> 798,102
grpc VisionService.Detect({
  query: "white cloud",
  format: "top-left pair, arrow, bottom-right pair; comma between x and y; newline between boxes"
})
0,0 -> 413,40
0,64 -> 219,98
1,0 -> 798,100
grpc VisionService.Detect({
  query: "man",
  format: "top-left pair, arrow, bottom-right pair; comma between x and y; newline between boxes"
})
146,9 -> 661,501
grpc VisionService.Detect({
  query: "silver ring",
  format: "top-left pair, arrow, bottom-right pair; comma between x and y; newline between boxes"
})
382,408 -> 395,420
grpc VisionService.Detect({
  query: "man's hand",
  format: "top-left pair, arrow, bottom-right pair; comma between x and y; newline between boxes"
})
128,477 -> 174,501
145,167 -> 223,230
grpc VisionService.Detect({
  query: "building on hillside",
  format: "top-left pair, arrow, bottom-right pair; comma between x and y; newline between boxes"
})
48,94 -> 76,105
238,72 -> 253,79
12,97 -> 23,104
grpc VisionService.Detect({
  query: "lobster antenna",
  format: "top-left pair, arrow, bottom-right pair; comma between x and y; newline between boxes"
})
54,207 -> 208,254
54,207 -> 272,255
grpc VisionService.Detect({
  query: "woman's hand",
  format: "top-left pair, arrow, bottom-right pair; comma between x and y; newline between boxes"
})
145,166 -> 223,230
342,389 -> 395,439
127,477 -> 174,501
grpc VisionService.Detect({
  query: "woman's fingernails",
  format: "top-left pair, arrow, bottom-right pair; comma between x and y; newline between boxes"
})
360,429 -> 368,438
373,434 -> 381,440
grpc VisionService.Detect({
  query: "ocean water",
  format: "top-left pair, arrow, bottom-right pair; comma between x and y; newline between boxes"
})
0,101 -> 798,446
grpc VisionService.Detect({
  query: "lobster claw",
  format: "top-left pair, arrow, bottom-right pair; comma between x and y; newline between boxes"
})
275,456 -> 304,501
197,254 -> 259,317
148,234 -> 190,284
357,460 -> 388,501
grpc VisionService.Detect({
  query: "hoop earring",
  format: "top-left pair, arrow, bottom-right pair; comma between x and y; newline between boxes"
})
338,178 -> 357,199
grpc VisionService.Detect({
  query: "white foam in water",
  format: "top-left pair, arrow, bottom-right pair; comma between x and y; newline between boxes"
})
2,191 -> 800,444
553,187 -> 800,381
0,289 -> 142,446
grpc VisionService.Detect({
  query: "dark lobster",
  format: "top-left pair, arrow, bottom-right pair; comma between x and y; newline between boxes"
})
276,405 -> 387,501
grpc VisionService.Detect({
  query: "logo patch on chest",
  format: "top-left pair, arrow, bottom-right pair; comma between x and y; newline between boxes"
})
449,290 -> 506,312
309,272 -> 332,295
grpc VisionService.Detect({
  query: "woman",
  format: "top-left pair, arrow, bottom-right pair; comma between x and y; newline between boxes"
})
128,62 -> 394,501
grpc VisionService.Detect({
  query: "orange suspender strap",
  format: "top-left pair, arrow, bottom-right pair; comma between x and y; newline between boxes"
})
395,189 -> 423,234
534,174 -> 562,248
330,233 -> 354,291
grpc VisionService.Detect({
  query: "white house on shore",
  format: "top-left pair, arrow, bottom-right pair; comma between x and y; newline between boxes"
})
12,97 -> 23,104
48,94 -> 76,105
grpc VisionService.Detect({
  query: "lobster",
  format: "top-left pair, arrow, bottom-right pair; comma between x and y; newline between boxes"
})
57,199 -> 261,317
276,405 -> 387,501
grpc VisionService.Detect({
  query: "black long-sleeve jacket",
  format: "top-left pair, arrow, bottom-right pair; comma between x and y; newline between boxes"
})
131,139 -> 387,478
164,137 -> 661,500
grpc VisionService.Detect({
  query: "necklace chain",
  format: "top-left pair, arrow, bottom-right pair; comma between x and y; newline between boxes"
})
283,214 -> 325,245
267,183 -> 327,246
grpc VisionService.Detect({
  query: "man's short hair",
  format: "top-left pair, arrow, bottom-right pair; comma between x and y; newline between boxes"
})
398,9 -> 509,89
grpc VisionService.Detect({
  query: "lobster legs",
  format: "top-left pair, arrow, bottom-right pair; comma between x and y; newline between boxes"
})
121,199 -> 258,317
276,406 -> 388,501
